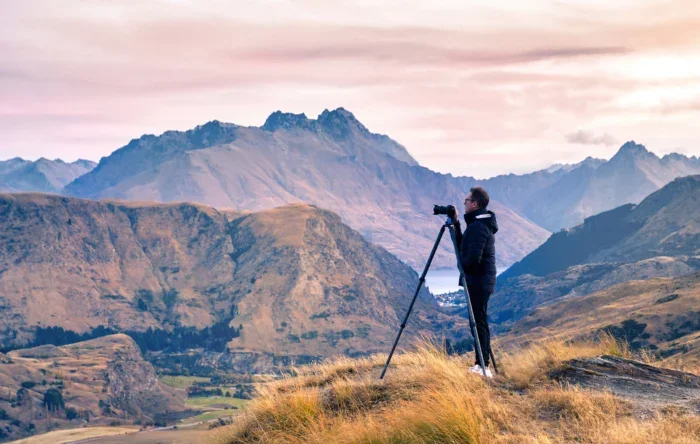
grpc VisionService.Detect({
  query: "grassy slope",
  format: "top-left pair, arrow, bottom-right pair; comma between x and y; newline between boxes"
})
503,271 -> 700,369
209,338 -> 699,444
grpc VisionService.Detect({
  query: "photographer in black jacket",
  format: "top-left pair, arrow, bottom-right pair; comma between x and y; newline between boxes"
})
452,186 -> 498,378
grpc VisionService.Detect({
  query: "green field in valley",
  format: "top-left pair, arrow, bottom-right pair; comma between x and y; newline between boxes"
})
158,375 -> 211,389
181,409 -> 239,424
184,396 -> 247,409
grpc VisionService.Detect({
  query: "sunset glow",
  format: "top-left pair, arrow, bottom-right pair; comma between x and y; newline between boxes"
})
2,0 -> 700,177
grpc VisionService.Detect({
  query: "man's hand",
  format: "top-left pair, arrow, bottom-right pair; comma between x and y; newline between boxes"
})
447,205 -> 458,220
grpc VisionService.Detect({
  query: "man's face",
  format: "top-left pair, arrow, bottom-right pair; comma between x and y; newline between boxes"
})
464,192 -> 479,214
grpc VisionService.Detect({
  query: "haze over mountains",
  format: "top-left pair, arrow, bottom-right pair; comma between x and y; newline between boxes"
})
492,175 -> 700,329
0,158 -> 95,194
0,193 -> 468,373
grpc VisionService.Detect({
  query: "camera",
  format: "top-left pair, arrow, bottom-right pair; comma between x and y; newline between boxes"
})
433,204 -> 456,217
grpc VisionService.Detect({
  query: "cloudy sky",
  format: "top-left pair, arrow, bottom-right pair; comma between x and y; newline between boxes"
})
2,0 -> 700,178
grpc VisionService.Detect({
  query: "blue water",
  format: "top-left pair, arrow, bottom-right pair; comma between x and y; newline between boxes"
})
424,269 -> 461,294
424,268 -> 507,294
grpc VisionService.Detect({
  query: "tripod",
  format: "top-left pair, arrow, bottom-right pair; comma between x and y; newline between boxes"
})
379,216 -> 498,379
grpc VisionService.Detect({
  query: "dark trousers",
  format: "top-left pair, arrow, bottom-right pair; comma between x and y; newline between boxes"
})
467,285 -> 491,367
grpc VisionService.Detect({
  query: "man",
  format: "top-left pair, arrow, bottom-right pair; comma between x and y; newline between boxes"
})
452,186 -> 498,378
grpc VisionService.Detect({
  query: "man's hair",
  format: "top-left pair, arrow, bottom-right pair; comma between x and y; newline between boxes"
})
470,186 -> 490,209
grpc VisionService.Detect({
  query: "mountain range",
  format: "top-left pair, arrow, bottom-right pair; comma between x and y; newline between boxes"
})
61,108 -> 548,270
0,158 -> 96,194
4,110 -> 698,273
491,142 -> 700,231
0,193 -> 468,373
491,175 -> 700,328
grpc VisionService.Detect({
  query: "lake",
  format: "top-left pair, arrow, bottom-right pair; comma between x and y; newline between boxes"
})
424,268 -> 507,295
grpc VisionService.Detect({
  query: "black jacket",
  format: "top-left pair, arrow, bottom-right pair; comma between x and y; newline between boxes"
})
455,208 -> 498,294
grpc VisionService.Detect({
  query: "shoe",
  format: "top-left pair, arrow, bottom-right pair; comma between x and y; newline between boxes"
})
468,364 -> 493,378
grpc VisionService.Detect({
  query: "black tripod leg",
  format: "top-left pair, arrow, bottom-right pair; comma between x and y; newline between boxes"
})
487,323 -> 499,374
447,225 -> 487,377
489,348 -> 499,374
379,225 -> 446,380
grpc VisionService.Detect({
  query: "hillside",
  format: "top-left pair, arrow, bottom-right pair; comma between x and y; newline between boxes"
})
0,193 -> 468,373
0,334 -> 183,442
209,337 -> 699,443
492,256 -> 700,326
491,175 -> 700,327
62,108 -> 549,270
0,158 -> 95,194
504,272 -> 700,368
502,174 -> 700,281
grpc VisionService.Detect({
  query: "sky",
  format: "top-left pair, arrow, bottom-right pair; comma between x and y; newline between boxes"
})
2,0 -> 700,178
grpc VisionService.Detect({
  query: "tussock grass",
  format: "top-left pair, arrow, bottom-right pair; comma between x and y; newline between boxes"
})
209,335 -> 699,444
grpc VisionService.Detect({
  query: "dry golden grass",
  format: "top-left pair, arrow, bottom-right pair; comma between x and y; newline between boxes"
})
209,336 -> 699,444
497,332 -> 654,390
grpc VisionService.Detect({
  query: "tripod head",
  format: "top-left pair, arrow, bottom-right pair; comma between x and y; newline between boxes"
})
433,204 -> 459,226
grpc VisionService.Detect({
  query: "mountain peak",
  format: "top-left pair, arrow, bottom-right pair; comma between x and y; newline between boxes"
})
71,159 -> 98,170
615,141 -> 651,157
317,107 -> 368,139
262,111 -> 314,131
261,107 -> 370,140
186,120 -> 238,148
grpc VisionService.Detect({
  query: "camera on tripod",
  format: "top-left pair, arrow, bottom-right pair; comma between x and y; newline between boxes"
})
433,204 -> 456,217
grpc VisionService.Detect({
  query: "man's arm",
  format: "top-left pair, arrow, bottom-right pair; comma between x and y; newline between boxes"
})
454,220 -> 463,250
460,222 -> 488,273
449,206 -> 463,249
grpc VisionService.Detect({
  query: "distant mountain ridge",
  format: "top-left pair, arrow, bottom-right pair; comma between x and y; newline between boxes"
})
485,141 -> 700,231
0,157 -> 96,193
63,108 -> 549,270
